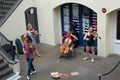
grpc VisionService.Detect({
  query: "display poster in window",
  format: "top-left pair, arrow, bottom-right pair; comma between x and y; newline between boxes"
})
63,6 -> 70,32
82,18 -> 89,35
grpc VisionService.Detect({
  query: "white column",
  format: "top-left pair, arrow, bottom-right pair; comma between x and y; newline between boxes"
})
97,13 -> 108,57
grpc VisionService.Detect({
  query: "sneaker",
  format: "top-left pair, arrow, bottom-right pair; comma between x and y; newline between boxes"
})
30,70 -> 36,75
91,59 -> 95,63
27,76 -> 30,80
83,57 -> 89,61
32,70 -> 36,74
58,55 -> 64,58
38,54 -> 42,57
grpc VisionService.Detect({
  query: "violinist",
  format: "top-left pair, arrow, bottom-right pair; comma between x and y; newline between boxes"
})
83,27 -> 97,62
59,30 -> 78,58
25,23 -> 42,57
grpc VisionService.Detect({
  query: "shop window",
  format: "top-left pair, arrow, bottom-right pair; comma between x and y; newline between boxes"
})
82,7 -> 89,34
116,11 -> 120,40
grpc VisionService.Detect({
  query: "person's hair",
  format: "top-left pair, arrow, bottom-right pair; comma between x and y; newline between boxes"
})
88,26 -> 94,31
89,26 -> 93,29
26,35 -> 32,43
28,36 -> 32,42
27,23 -> 32,30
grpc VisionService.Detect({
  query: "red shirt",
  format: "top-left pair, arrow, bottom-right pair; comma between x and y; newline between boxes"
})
23,41 -> 35,59
63,33 -> 71,39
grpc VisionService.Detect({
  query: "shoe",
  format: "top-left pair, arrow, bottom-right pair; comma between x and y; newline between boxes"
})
30,70 -> 36,75
38,54 -> 42,57
32,70 -> 36,74
83,57 -> 89,61
91,59 -> 95,63
27,76 -> 30,80
58,55 -> 64,58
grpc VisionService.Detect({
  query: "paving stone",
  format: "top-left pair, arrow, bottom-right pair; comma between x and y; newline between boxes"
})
19,43 -> 120,80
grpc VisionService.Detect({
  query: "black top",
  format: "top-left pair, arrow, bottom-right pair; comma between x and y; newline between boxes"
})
86,34 -> 95,46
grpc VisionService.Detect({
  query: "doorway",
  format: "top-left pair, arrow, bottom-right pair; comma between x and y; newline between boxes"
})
114,10 -> 120,55
25,7 -> 40,43
61,3 -> 97,46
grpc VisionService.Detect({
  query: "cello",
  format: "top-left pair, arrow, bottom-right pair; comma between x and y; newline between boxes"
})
60,37 -> 73,55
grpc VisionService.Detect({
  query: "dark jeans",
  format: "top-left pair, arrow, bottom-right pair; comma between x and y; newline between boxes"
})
26,58 -> 35,76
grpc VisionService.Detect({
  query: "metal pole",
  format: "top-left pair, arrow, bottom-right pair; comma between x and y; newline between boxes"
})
98,74 -> 102,80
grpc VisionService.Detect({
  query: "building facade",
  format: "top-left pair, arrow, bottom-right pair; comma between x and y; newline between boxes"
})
1,0 -> 120,57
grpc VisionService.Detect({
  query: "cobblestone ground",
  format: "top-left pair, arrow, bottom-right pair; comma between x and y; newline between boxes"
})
19,43 -> 120,80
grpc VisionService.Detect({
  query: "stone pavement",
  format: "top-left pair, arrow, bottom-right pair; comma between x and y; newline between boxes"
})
18,43 -> 120,80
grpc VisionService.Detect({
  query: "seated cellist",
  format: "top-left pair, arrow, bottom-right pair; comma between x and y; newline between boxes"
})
59,30 -> 78,58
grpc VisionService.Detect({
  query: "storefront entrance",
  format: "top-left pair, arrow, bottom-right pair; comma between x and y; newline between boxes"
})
114,10 -> 120,55
25,7 -> 40,43
61,3 -> 97,46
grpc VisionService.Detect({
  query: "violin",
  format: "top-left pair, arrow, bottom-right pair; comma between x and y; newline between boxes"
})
89,31 -> 95,36
89,31 -> 101,40
30,29 -> 36,35
29,29 -> 41,36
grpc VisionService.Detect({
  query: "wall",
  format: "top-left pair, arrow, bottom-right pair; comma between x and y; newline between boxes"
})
106,11 -> 115,54
35,0 -> 99,46
35,0 -> 55,45
36,0 -> 106,56
0,0 -> 35,45
1,0 -> 120,57
94,0 -> 120,14
53,7 -> 62,45
0,0 -> 36,72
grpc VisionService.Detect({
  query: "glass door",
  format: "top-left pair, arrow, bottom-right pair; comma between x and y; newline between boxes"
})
62,4 -> 70,34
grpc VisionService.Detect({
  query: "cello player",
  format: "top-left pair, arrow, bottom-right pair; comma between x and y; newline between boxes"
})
59,30 -> 78,58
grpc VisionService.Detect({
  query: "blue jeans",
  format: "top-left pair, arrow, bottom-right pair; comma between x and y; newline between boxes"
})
26,58 -> 35,76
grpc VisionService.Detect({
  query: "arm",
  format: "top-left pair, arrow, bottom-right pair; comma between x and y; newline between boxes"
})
70,34 -> 78,40
83,33 -> 89,40
60,37 -> 64,45
93,31 -> 98,40
22,42 -> 27,55
31,29 -> 40,36
23,48 -> 26,54
34,30 -> 39,35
